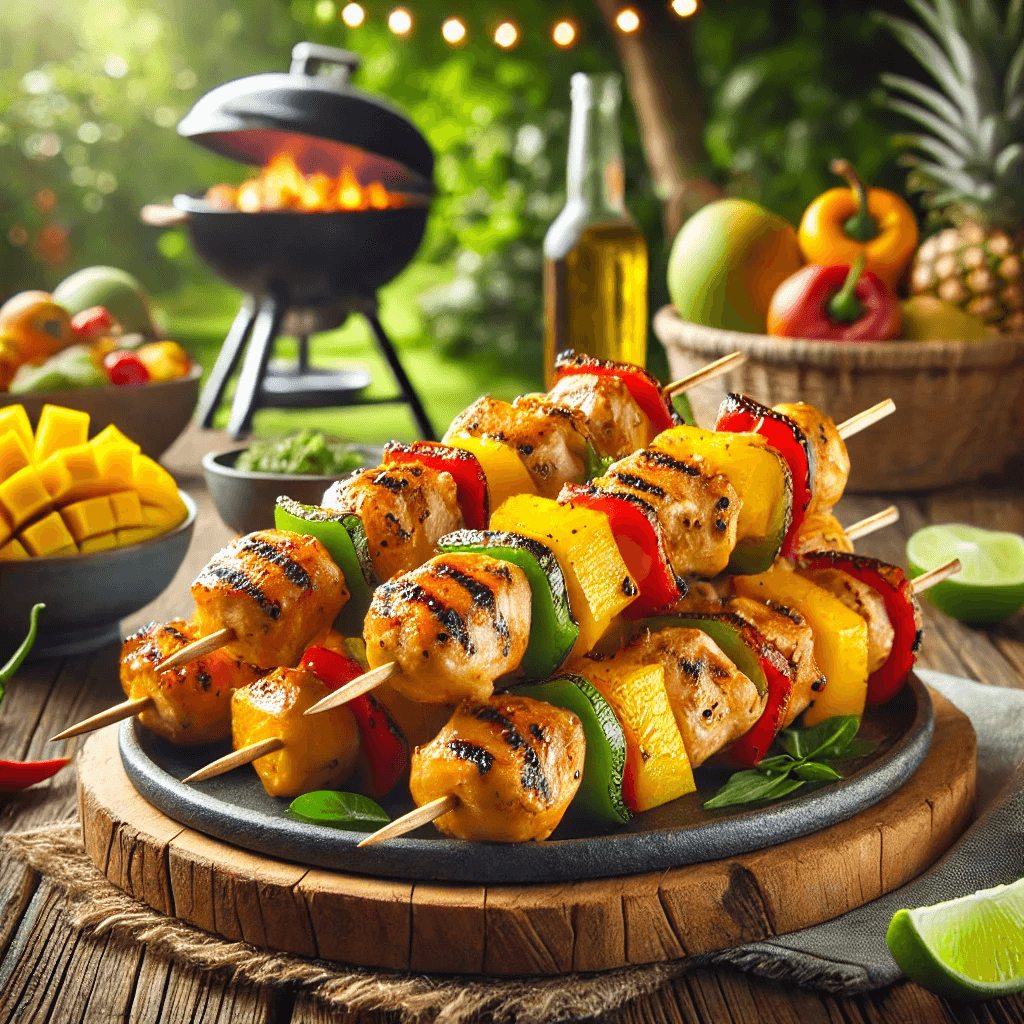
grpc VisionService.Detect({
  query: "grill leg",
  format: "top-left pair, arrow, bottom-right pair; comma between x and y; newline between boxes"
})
227,295 -> 285,439
364,311 -> 436,441
296,334 -> 310,374
195,297 -> 257,429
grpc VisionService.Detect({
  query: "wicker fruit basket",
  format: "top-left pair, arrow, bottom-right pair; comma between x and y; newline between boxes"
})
654,305 -> 1024,492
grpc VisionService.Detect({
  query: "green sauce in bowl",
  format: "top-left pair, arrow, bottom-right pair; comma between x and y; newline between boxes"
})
236,430 -> 366,476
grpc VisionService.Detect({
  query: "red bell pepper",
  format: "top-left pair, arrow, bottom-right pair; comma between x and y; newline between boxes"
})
560,481 -> 683,617
383,440 -> 489,531
796,552 -> 923,705
766,253 -> 902,342
301,645 -> 408,798
553,350 -> 678,434
104,350 -> 150,386
716,393 -> 815,558
0,758 -> 69,792
71,306 -> 118,340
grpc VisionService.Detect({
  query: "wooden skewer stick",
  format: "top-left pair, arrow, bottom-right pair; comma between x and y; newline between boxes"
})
912,558 -> 962,594
49,696 -> 153,743
836,399 -> 896,440
303,662 -> 399,716
181,736 -> 286,785
155,627 -> 236,674
357,794 -> 459,848
661,351 -> 746,400
843,505 -> 900,543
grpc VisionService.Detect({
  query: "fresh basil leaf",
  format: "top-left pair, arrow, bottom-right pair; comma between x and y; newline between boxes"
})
794,761 -> 843,782
288,790 -> 390,831
703,766 -> 810,809
842,739 -> 877,759
762,776 -> 807,799
812,717 -> 863,760
780,716 -> 861,762
757,754 -> 795,774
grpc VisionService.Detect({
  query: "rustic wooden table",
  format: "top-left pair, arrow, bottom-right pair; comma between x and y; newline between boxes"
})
1,422 -> 1023,1024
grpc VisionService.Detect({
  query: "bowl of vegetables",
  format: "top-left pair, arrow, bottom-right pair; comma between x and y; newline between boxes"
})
203,430 -> 382,535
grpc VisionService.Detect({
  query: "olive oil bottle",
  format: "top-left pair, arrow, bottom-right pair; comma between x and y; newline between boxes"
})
543,73 -> 648,388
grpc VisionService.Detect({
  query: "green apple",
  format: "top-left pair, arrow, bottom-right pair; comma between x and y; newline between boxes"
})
667,199 -> 804,333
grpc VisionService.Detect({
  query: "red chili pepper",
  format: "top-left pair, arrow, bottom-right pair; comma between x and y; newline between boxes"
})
302,645 -> 408,798
383,441 -> 489,531
553,350 -> 677,434
716,393 -> 815,558
0,757 -> 69,792
797,552 -> 923,705
766,254 -> 903,341
71,306 -> 118,340
560,482 -> 682,617
103,350 -> 150,386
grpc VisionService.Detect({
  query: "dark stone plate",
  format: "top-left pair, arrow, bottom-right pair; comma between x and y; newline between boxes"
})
119,674 -> 933,884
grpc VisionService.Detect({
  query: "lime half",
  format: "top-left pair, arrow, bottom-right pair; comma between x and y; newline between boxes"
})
907,524 -> 1024,624
886,877 -> 1024,1000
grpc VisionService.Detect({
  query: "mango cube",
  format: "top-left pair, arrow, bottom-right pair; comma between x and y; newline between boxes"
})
60,444 -> 102,501
94,443 -> 135,492
89,423 -> 141,454
0,430 -> 32,481
80,532 -> 117,554
0,508 -> 12,550
20,511 -> 77,557
0,465 -> 52,528
108,490 -> 143,528
35,404 -> 89,462
142,503 -> 185,529
116,525 -> 162,546
0,405 -> 34,456
0,537 -> 29,560
61,495 -> 116,543
132,454 -> 179,506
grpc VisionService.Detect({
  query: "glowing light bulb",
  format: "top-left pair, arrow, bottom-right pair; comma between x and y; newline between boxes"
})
442,16 -> 468,45
341,2 -> 365,26
615,8 -> 640,32
388,7 -> 413,34
672,0 -> 698,15
494,21 -> 519,48
552,19 -> 577,47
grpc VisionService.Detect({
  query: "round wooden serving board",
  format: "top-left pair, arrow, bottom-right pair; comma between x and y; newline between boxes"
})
78,688 -> 976,977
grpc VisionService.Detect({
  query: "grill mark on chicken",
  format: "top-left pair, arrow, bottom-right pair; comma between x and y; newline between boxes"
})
198,564 -> 281,619
235,536 -> 312,591
378,578 -> 474,654
432,562 -> 512,658
639,449 -> 701,477
464,701 -> 550,800
372,473 -> 409,494
448,739 -> 494,775
611,471 -> 665,497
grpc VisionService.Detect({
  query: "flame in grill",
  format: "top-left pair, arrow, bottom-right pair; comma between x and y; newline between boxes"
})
205,153 -> 411,212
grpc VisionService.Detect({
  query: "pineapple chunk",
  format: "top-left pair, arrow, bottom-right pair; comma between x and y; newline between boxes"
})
20,511 -> 77,557
89,423 -> 141,454
61,495 -> 116,543
0,537 -> 29,560
108,490 -> 143,528
116,526 -> 162,546
0,430 -> 32,482
0,405 -> 34,456
35,405 -> 89,463
132,454 -> 179,506
0,465 -> 52,528
80,532 -> 118,554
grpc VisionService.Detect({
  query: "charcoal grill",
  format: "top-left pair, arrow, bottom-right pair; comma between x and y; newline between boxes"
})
143,43 -> 436,439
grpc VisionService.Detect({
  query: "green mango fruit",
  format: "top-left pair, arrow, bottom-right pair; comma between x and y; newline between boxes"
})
900,296 -> 991,342
53,266 -> 157,338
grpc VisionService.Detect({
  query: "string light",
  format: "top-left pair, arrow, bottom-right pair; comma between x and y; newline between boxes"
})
552,19 -> 577,47
388,7 -> 413,34
671,0 -> 699,15
442,16 -> 468,44
494,20 -> 519,48
615,7 -> 641,32
341,2 -> 365,26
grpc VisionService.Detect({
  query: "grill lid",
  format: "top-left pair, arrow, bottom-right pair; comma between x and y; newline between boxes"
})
177,43 -> 434,192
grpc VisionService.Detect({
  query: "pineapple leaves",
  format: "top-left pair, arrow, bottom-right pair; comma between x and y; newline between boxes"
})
995,142 -> 1024,177
884,96 -> 975,158
1006,39 -> 1024,116
880,72 -> 967,131
1009,0 -> 1024,48
902,133 -> 970,169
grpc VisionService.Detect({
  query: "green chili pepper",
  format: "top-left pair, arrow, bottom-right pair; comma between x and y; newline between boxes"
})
582,440 -> 616,482
0,603 -> 44,706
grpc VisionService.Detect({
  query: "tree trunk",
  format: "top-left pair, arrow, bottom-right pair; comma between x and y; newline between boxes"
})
593,0 -> 721,240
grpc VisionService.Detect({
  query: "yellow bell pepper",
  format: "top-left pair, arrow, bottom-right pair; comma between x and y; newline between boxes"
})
442,431 -> 537,512
798,159 -> 918,289
136,340 -> 191,382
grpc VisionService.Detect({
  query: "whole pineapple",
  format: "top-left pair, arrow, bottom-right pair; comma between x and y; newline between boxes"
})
880,0 -> 1024,333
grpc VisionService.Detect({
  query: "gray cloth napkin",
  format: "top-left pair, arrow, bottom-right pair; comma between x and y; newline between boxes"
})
709,670 -> 1024,993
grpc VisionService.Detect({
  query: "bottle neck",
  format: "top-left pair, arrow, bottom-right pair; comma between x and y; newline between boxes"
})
566,73 -> 626,216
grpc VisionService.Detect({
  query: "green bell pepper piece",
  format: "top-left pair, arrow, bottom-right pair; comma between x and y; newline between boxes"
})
583,440 -> 616,482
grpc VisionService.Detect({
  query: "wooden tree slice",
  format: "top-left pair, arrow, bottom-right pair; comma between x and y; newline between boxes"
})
78,689 -> 976,976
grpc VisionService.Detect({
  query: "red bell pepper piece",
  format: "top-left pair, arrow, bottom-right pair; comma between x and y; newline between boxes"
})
71,306 -> 118,340
383,440 -> 489,531
716,393 -> 815,558
0,757 -> 69,792
560,482 -> 683,617
103,350 -> 150,386
796,552 -> 923,705
553,350 -> 678,434
766,254 -> 903,342
301,645 -> 408,798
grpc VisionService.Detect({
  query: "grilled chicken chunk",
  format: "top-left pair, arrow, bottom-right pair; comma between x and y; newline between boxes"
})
724,596 -> 826,726
120,619 -> 264,745
446,395 -> 588,499
790,511 -> 854,556
364,552 -> 532,704
774,402 -> 850,514
322,462 -> 464,582
586,626 -> 764,767
192,530 -> 348,668
546,372 -> 656,459
410,694 -> 586,842
595,448 -> 740,578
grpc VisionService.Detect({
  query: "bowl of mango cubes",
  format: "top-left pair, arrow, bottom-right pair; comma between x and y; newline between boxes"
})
0,402 -> 196,657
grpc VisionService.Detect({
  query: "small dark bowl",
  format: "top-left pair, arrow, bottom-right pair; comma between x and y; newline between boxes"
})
202,444 -> 382,536
0,491 -> 197,659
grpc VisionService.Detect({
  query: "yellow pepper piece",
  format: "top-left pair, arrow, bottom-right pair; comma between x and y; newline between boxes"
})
19,511 -> 77,557
34,404 -> 90,462
132,454 -> 179,506
0,429 -> 32,482
115,525 -> 162,546
0,405 -> 34,456
734,566 -> 869,723
0,537 -> 29,560
136,340 -> 191,382
0,465 -> 52,528
108,490 -> 143,528
443,432 -> 537,513
94,442 -> 136,492
80,532 -> 118,554
89,423 -> 141,454
61,495 -> 116,542
490,493 -> 637,656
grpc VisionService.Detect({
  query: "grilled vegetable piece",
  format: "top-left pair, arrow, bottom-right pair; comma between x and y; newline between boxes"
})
790,510 -> 854,556
716,393 -> 813,558
438,529 -> 579,679
514,673 -> 629,825
383,440 -> 489,531
192,530 -> 348,668
443,433 -> 538,512
322,460 -> 463,583
797,552 -> 923,705
121,619 -> 264,745
409,694 -> 586,842
364,551 -> 532,704
772,402 -> 849,514
490,494 -> 637,656
734,567 -> 868,724
274,497 -> 378,634
231,666 -> 360,798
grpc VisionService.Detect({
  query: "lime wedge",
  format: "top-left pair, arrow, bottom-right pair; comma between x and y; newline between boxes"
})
906,524 -> 1024,624
886,877 -> 1024,1000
